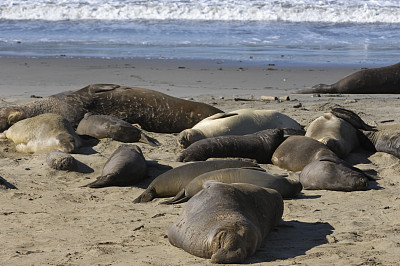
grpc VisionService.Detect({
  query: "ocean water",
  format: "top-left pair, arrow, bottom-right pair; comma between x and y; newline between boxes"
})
1,0 -> 400,66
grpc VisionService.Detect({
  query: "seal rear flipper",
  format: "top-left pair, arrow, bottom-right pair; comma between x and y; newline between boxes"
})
0,176 -> 17,189
139,132 -> 161,146
161,190 -> 189,205
88,84 -> 121,94
331,107 -> 375,131
293,84 -> 334,94
83,174 -> 115,188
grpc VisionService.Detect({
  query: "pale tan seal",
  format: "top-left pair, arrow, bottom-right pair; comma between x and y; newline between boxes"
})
168,181 -> 284,263
295,62 -> 400,94
177,109 -> 302,148
0,113 -> 82,154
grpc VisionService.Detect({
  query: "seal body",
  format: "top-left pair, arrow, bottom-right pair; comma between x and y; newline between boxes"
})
46,150 -> 78,171
306,113 -> 359,158
177,109 -> 301,148
0,84 -> 222,133
363,130 -> 400,158
168,181 -> 284,264
0,113 -> 82,154
76,113 -> 160,146
164,167 -> 302,204
177,129 -> 284,163
85,144 -> 147,188
271,135 -> 336,172
295,62 -> 400,94
300,155 -> 369,191
133,159 -> 260,203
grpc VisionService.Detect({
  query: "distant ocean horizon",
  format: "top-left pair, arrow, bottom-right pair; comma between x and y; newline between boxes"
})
1,0 -> 400,66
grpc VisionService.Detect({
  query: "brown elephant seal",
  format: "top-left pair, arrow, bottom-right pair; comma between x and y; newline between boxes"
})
0,113 -> 82,154
163,167 -> 302,204
177,109 -> 302,148
0,84 -> 222,133
295,62 -> 400,94
76,113 -> 160,146
305,112 -> 360,158
84,144 -> 147,188
177,129 -> 284,163
168,181 -> 284,264
272,135 -> 336,172
362,130 -> 400,158
133,159 -> 260,203
300,155 -> 369,191
46,150 -> 78,171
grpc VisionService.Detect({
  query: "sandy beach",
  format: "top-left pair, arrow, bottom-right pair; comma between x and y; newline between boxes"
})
1,57 -> 400,265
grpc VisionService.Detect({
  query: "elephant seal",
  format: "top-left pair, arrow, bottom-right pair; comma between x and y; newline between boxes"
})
177,109 -> 302,148
84,144 -> 147,188
305,112 -> 360,158
177,129 -> 284,163
76,113 -> 160,146
163,167 -> 302,204
295,62 -> 400,94
46,150 -> 78,171
271,135 -> 336,172
300,155 -> 369,191
168,181 -> 284,264
362,130 -> 400,158
0,113 -> 82,153
0,84 -> 222,133
133,159 -> 260,203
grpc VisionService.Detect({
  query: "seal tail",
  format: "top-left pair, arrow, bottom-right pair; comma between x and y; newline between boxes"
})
160,190 -> 189,205
293,84 -> 334,94
139,132 -> 161,147
82,174 -> 114,188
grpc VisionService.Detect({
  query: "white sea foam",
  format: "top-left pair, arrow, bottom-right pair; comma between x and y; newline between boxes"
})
1,0 -> 400,24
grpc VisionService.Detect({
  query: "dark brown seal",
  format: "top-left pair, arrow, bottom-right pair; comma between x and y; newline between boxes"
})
294,62 -> 400,94
168,181 -> 284,264
271,135 -> 336,172
76,113 -> 160,146
177,129 -> 284,163
0,84 -> 223,133
299,155 -> 369,191
133,159 -> 260,203
84,144 -> 147,188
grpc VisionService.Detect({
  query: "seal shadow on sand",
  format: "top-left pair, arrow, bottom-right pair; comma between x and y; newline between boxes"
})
246,220 -> 334,264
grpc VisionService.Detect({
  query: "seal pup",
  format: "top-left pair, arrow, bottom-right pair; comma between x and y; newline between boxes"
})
177,129 -> 284,163
46,150 -> 78,171
76,113 -> 160,146
0,84 -> 223,133
84,144 -> 147,188
294,62 -> 400,94
133,159 -> 260,203
177,109 -> 302,148
300,155 -> 370,191
271,135 -> 336,172
305,112 -> 360,158
168,181 -> 284,264
0,113 -> 82,154
163,167 -> 302,204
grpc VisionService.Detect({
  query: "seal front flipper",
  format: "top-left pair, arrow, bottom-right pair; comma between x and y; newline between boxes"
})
139,132 -> 161,146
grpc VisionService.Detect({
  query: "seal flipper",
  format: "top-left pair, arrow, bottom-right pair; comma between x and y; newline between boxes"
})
83,174 -> 115,188
293,84 -> 335,94
210,113 -> 238,120
0,176 -> 17,189
139,132 -> 161,146
161,189 -> 189,205
331,107 -> 375,131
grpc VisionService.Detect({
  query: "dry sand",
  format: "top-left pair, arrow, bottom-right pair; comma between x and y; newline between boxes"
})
1,57 -> 400,265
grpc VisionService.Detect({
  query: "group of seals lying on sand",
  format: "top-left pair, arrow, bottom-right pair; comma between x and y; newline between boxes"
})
168,181 -> 284,264
177,109 -> 302,148
295,62 -> 400,94
0,84 -> 222,133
